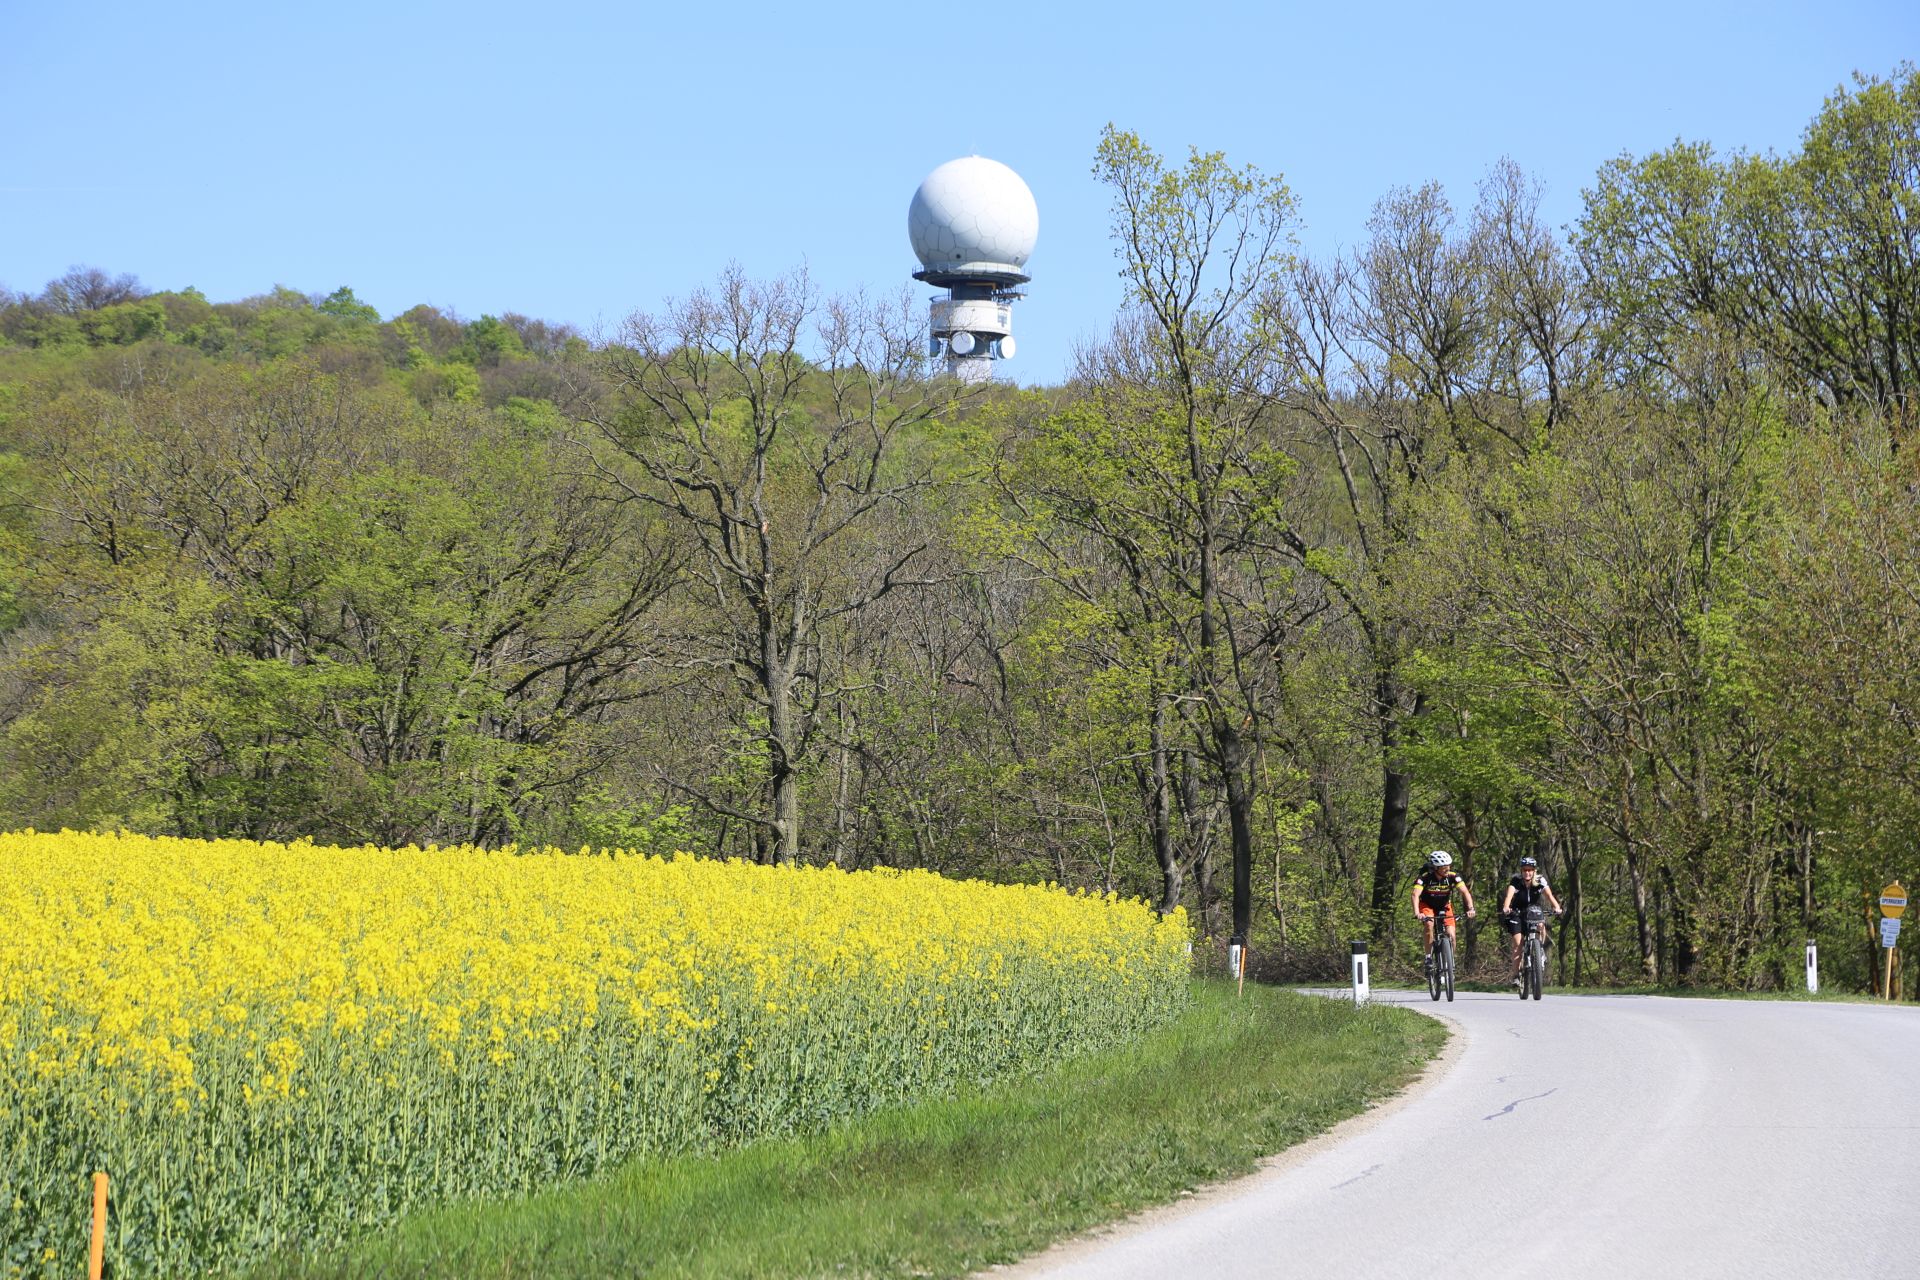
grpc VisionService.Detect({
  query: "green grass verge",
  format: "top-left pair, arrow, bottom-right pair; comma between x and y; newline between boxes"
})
249,983 -> 1444,1280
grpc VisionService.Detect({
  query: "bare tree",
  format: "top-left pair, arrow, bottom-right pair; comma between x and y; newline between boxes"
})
1473,158 -> 1594,431
40,265 -> 145,314
582,267 -> 974,864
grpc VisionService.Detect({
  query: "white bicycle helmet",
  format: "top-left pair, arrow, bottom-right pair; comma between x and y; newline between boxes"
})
1426,850 -> 1453,868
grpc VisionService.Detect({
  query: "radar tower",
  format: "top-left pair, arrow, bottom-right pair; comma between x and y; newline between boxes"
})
906,156 -> 1038,383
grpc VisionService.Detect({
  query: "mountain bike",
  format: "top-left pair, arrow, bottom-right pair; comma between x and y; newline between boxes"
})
1424,916 -> 1455,1002
1518,903 -> 1547,1000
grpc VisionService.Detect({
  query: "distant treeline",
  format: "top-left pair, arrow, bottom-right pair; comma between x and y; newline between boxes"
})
1,66 -> 1915,992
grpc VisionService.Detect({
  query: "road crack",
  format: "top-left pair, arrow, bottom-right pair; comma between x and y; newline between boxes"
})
1484,1088 -> 1557,1120
1330,1162 -> 1383,1189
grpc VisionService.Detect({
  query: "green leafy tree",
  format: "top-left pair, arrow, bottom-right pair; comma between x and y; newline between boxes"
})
317,286 -> 381,324
1579,65 -> 1920,425
456,315 -> 528,368
1081,126 -> 1302,945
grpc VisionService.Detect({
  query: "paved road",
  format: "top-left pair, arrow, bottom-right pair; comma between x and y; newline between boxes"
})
1001,990 -> 1920,1279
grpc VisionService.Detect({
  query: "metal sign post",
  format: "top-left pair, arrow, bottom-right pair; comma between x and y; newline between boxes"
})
1350,940 -> 1369,1007
1881,884 -> 1906,1002
1882,917 -> 1903,999
1805,940 -> 1818,994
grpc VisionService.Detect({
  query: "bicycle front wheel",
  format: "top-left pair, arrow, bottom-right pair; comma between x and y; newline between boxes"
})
1427,942 -> 1443,1001
1531,938 -> 1546,1000
1442,934 -> 1455,1001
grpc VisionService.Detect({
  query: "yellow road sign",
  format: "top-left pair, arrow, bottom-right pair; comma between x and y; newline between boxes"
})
1882,882 -> 1907,918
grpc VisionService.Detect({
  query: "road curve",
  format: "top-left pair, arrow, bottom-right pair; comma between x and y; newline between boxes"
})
997,990 -> 1920,1279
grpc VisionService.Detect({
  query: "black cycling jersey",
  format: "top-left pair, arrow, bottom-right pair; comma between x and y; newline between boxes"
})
1507,873 -> 1551,909
1415,868 -> 1464,909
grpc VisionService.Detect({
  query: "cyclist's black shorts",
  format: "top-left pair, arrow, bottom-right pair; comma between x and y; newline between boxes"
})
1501,913 -> 1540,935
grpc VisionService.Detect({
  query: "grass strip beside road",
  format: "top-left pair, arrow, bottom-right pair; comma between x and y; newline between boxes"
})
253,983 -> 1444,1280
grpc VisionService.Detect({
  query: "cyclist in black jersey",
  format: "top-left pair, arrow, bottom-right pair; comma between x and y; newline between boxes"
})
1500,856 -> 1564,988
1411,850 -> 1475,974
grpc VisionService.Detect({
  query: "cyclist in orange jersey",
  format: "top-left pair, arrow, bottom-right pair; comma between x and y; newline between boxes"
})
1412,850 -> 1475,975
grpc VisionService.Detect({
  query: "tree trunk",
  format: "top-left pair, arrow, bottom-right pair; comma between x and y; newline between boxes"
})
1621,770 -> 1658,981
1369,682 -> 1422,943
1653,875 -> 1669,984
831,737 -> 852,868
1797,823 -> 1816,935
1270,840 -> 1290,972
1662,864 -> 1697,980
763,629 -> 801,866
1567,838 -> 1585,987
1311,771 -> 1356,890
1218,721 -> 1255,946
1459,803 -> 1482,973
1624,847 -> 1656,981
1148,701 -> 1181,915
1187,398 -> 1252,947
1190,786 -> 1221,936
1531,799 -> 1555,867
1372,767 -> 1412,944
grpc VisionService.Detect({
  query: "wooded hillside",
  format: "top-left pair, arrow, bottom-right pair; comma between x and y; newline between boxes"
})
2,67 -> 1915,990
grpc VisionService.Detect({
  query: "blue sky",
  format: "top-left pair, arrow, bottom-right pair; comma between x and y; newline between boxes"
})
2,1 -> 1914,384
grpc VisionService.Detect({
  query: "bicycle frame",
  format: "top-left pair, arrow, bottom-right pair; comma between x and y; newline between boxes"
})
1518,903 -> 1547,1000
1426,920 -> 1455,1002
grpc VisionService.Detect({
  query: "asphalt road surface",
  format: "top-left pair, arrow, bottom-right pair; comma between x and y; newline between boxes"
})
999,989 -> 1920,1279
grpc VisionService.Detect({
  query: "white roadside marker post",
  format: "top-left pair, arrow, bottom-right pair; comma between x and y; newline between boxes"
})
1351,940 -> 1370,1007
1227,937 -> 1245,995
1806,939 -> 1818,994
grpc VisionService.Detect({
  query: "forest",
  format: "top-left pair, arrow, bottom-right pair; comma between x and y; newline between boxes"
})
1,67 -> 1915,992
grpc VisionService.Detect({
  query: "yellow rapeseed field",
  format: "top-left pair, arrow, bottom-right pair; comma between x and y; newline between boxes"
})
0,830 -> 1189,1277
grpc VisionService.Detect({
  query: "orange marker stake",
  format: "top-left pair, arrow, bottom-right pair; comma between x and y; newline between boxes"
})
88,1171 -> 108,1280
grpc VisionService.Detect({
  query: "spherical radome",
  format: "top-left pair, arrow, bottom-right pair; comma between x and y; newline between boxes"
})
908,156 -> 1039,275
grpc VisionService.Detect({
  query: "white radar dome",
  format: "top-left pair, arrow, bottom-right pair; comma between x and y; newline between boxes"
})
908,156 -> 1039,278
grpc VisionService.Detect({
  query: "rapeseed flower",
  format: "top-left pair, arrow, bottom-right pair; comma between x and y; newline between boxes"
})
0,830 -> 1188,1277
